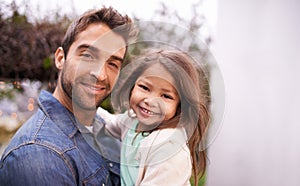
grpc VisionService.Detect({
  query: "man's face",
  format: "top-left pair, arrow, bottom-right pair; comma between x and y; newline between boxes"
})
59,23 -> 126,111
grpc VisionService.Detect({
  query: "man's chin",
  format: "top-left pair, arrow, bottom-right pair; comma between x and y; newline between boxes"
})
72,92 -> 107,109
72,98 -> 98,111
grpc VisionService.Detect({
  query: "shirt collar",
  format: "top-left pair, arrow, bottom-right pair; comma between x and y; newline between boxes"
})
38,90 -> 78,138
74,113 -> 106,136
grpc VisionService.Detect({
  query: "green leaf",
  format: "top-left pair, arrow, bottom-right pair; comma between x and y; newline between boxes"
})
43,57 -> 52,69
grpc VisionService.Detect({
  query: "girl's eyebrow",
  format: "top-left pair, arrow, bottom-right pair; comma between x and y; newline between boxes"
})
138,77 -> 177,94
161,87 -> 178,96
161,88 -> 174,93
137,78 -> 151,84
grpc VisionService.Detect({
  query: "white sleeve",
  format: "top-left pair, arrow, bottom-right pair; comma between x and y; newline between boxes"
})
137,128 -> 192,186
97,107 -> 118,125
139,145 -> 192,186
97,107 -> 130,140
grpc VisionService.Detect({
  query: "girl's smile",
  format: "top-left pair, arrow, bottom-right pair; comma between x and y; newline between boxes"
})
138,105 -> 160,117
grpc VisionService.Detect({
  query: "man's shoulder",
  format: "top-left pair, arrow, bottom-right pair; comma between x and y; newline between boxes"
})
1,109 -> 76,160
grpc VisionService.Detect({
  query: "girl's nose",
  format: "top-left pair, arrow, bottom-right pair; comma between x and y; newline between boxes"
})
143,97 -> 160,107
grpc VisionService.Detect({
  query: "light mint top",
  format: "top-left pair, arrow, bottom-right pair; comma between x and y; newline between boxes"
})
121,121 -> 147,186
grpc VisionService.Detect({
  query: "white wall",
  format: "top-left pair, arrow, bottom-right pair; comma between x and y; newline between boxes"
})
206,0 -> 300,185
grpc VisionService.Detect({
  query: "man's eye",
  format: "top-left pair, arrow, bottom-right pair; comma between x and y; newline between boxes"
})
108,61 -> 120,70
80,53 -> 94,61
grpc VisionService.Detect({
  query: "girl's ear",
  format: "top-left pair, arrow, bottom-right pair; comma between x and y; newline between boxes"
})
55,47 -> 65,70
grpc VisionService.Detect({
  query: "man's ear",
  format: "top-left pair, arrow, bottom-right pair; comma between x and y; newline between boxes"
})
55,47 -> 65,70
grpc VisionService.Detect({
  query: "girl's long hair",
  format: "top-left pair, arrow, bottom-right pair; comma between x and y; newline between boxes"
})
111,49 -> 210,185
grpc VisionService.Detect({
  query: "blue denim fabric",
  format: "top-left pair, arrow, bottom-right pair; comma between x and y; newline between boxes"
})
76,116 -> 121,165
0,90 -> 120,186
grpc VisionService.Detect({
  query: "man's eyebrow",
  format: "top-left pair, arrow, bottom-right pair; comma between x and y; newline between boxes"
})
109,55 -> 124,63
77,44 -> 99,53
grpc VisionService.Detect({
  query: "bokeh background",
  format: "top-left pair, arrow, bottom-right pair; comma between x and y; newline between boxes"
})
1,0 -> 300,186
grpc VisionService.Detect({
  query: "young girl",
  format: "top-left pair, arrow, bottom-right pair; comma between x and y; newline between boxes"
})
98,49 -> 210,185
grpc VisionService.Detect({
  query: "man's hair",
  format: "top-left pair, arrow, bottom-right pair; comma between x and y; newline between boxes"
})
61,6 -> 138,58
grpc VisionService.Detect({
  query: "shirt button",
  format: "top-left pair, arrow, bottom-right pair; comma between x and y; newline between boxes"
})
109,163 -> 113,168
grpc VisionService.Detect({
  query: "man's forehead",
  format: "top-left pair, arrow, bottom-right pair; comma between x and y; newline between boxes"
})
77,23 -> 126,53
93,34 -> 126,54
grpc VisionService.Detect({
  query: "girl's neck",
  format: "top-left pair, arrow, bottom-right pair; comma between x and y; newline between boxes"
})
135,122 -> 159,133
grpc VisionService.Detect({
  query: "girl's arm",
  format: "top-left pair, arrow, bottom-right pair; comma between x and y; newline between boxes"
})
139,145 -> 192,186
97,107 -> 123,139
97,107 -> 132,140
137,128 -> 192,185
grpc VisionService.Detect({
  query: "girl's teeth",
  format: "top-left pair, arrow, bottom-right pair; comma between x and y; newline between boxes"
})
142,108 -> 152,114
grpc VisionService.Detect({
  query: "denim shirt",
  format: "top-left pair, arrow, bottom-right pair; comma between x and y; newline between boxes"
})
0,90 -> 120,186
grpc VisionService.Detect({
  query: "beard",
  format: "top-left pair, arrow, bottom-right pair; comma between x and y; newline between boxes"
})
60,69 -> 109,111
61,70 -> 72,100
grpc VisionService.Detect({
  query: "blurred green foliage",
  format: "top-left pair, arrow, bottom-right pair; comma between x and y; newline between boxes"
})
191,174 -> 206,186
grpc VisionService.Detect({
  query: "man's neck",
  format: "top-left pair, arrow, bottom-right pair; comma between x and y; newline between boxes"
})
53,84 -> 96,126
73,106 -> 96,126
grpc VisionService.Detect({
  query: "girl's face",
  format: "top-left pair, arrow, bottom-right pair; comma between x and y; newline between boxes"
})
129,63 -> 180,127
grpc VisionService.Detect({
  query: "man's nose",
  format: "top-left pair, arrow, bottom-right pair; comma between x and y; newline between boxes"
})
98,65 -> 107,81
91,63 -> 107,81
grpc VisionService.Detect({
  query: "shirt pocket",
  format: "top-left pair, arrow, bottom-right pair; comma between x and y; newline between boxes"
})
82,166 -> 110,186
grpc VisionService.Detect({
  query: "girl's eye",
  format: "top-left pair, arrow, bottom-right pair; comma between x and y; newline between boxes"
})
138,84 -> 150,91
162,94 -> 174,100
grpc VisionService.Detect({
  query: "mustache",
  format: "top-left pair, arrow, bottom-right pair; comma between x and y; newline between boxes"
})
76,75 -> 110,89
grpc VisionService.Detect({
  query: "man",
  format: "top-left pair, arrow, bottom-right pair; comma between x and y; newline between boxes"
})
0,7 -> 137,185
